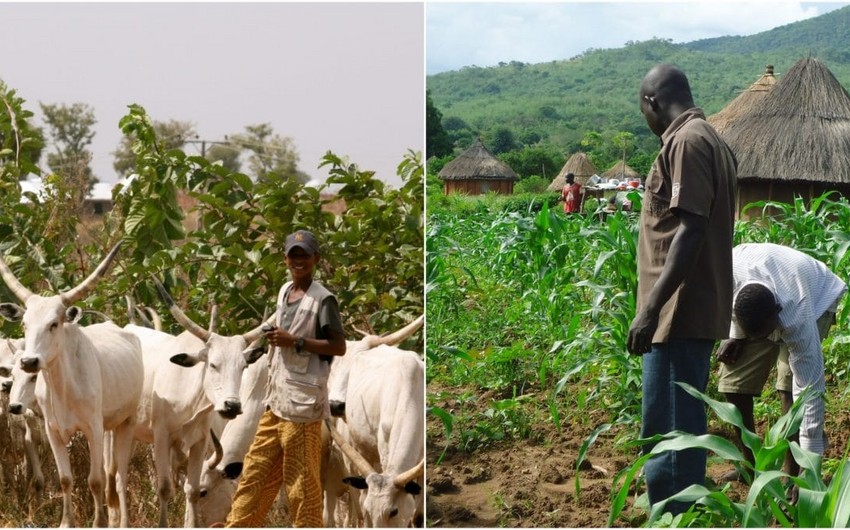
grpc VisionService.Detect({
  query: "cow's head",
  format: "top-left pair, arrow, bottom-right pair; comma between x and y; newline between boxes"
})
329,420 -> 424,527
342,461 -> 423,527
6,351 -> 39,415
155,279 -> 268,419
197,429 -> 244,526
0,338 -> 19,393
0,363 -> 12,394
0,245 -> 120,373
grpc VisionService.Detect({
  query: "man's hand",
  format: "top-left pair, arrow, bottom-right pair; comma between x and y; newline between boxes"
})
716,339 -> 745,365
628,309 -> 659,355
265,327 -> 296,349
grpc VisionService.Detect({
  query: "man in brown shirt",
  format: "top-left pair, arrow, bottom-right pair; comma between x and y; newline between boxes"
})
627,64 -> 737,515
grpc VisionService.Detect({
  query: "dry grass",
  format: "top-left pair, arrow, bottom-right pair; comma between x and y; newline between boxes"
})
0,402 -> 292,527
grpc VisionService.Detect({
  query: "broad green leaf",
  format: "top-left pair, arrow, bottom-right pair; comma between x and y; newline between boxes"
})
741,470 -> 785,527
574,423 -> 612,498
650,433 -> 746,462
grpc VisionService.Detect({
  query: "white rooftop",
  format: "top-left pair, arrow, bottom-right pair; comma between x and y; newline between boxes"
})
19,177 -> 126,203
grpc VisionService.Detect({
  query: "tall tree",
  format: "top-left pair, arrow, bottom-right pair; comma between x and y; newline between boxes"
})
206,142 -> 242,173
40,102 -> 97,189
426,90 -> 453,159
489,127 -> 516,155
228,123 -> 304,183
612,131 -> 637,165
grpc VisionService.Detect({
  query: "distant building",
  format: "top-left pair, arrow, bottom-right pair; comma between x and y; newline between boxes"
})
87,181 -> 114,215
548,152 -> 598,191
438,138 -> 519,195
716,58 -> 850,217
19,177 -> 117,216
602,160 -> 642,184
708,64 -> 778,137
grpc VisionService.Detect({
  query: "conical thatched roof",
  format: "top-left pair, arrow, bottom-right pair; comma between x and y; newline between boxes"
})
438,138 -> 519,181
602,160 -> 642,181
548,151 -> 598,190
708,65 -> 778,136
721,57 -> 850,184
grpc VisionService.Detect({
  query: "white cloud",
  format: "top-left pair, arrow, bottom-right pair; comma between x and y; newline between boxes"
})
427,2 -> 848,74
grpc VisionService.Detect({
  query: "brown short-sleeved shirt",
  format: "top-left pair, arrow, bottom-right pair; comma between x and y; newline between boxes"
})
637,107 -> 737,343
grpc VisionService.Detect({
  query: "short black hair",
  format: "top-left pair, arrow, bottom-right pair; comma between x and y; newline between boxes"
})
734,283 -> 778,332
643,64 -> 694,107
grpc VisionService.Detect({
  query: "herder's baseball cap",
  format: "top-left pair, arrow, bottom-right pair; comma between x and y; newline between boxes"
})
285,230 -> 320,256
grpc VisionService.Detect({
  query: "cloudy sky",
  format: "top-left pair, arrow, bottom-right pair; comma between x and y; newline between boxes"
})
2,3 -> 424,186
427,1 -> 850,75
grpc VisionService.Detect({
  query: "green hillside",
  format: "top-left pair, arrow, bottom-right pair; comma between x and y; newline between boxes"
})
426,5 -> 850,183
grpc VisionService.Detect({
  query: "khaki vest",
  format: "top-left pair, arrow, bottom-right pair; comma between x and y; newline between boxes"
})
263,280 -> 334,422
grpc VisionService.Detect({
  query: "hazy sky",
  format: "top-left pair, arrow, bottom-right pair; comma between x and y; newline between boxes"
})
427,1 -> 850,75
2,2 -> 424,186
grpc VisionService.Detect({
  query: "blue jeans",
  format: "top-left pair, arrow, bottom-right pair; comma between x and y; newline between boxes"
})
641,339 -> 713,514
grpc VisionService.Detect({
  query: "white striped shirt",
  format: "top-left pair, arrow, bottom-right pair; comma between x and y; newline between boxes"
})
730,243 -> 847,454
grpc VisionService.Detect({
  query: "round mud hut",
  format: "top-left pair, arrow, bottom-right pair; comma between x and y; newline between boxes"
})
438,138 -> 520,195
548,152 -> 598,191
719,57 -> 850,217
602,160 -> 642,183
708,64 -> 778,137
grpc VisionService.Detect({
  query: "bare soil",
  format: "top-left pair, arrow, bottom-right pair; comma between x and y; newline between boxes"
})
426,383 -> 850,528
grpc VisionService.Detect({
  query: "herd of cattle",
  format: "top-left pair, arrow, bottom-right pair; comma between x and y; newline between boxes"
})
0,244 -> 425,527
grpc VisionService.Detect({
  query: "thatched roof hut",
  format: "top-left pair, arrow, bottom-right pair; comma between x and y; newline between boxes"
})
548,152 -> 598,191
718,57 -> 850,215
438,138 -> 519,195
708,65 -> 778,136
602,160 -> 642,182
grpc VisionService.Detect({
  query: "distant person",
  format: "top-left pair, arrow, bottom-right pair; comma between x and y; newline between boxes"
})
626,64 -> 737,515
716,243 -> 847,487
561,172 -> 584,213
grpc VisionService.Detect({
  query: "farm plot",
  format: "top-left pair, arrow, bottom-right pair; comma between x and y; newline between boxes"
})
426,192 -> 850,527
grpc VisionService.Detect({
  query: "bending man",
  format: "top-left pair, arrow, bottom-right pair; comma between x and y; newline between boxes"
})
717,242 -> 847,480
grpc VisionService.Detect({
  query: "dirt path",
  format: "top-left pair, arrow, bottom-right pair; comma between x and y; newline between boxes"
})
427,416 -> 646,528
426,385 -> 848,527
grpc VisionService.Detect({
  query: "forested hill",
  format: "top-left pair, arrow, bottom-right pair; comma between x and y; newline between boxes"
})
426,5 -> 850,180
684,5 -> 850,57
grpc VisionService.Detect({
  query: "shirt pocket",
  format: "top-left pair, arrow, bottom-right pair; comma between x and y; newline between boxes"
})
644,164 -> 670,216
285,379 -> 325,421
283,348 -> 311,374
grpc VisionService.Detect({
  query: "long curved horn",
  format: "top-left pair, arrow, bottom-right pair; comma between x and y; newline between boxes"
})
0,254 -> 34,303
133,306 -> 153,328
393,459 -> 425,488
125,295 -> 136,325
142,306 -> 163,331
325,419 -> 376,477
209,429 -> 223,470
366,315 -> 424,349
60,242 -> 121,305
81,310 -> 113,323
153,277 -> 211,342
208,303 -> 219,334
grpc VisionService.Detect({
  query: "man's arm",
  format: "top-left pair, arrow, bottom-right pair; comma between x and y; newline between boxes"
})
305,328 -> 346,357
627,209 -> 709,354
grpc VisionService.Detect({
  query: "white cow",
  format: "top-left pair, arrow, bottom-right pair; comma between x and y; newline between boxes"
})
0,337 -> 46,494
196,315 -> 424,527
0,337 -> 23,393
195,354 -> 269,527
126,279 -> 268,527
330,344 -> 425,527
0,244 -> 145,528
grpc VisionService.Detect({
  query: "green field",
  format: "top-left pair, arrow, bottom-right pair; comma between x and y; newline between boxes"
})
426,191 -> 850,527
